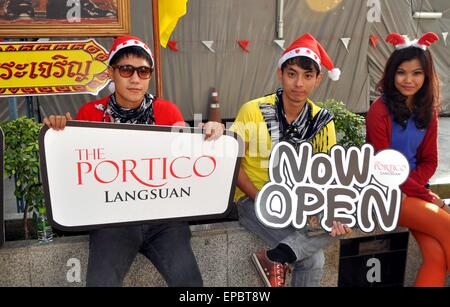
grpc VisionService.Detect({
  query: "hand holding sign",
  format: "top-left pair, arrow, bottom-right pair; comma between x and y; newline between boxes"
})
43,113 -> 73,131
197,121 -> 225,141
330,221 -> 352,237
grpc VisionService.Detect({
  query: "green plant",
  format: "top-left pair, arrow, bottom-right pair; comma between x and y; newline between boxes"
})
1,117 -> 43,239
316,99 -> 366,148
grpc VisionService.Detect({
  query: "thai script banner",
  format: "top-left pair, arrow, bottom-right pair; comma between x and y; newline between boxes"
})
0,39 -> 109,97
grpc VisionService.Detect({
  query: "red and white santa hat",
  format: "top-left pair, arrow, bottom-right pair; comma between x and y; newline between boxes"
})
108,35 -> 154,68
386,32 -> 439,51
278,33 -> 341,81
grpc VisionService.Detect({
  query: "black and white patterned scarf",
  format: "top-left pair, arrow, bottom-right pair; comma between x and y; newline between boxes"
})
260,88 -> 333,151
96,93 -> 156,124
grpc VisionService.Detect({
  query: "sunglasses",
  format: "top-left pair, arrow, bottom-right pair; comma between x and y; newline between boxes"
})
111,64 -> 152,79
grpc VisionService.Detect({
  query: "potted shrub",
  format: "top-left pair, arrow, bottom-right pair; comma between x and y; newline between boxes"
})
1,117 -> 47,240
316,99 -> 365,147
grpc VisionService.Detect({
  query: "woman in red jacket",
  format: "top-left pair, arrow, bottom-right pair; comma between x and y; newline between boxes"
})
366,32 -> 450,286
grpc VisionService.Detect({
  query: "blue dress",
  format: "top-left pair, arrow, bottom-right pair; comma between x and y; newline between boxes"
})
391,117 -> 426,172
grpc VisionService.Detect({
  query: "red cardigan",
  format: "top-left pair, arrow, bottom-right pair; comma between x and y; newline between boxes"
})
365,97 -> 438,202
75,96 -> 185,126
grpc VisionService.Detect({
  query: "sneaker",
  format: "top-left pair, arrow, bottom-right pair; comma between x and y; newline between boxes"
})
251,250 -> 289,287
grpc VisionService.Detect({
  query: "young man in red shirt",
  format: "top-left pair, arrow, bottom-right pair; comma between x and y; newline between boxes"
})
44,36 -> 224,287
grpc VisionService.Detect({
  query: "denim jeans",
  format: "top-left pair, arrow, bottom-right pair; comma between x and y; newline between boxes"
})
237,196 -> 335,287
86,222 -> 202,287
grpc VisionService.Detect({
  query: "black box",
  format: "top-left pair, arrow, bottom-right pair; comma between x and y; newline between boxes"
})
338,232 -> 409,287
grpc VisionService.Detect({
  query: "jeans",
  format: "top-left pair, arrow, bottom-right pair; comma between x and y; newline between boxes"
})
237,196 -> 335,287
86,222 -> 202,287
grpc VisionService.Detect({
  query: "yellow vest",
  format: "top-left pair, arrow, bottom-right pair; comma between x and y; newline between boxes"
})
230,94 -> 336,202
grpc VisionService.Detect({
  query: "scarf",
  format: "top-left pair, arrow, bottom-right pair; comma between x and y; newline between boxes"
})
97,93 -> 155,124
260,88 -> 334,152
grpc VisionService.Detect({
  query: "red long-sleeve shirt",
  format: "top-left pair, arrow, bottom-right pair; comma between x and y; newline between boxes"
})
365,97 -> 438,202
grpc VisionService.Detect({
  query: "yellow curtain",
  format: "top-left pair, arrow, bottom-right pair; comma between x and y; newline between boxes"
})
158,0 -> 188,48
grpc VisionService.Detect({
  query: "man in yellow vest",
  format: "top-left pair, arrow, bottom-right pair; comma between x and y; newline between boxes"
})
230,33 -> 351,287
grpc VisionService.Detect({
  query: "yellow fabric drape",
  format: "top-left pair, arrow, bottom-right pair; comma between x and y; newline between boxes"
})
158,0 -> 188,48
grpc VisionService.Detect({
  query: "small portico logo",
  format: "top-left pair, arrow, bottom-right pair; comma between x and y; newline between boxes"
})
255,142 -> 409,233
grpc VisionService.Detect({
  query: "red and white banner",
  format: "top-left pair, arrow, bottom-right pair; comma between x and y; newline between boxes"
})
39,122 -> 242,231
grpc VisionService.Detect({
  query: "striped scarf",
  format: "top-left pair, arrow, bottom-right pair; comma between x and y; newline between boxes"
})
260,88 -> 333,152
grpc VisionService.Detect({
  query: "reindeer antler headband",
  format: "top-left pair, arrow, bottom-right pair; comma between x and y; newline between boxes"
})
386,32 -> 439,51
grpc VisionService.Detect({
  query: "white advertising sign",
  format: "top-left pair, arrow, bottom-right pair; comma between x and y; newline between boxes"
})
39,122 -> 242,231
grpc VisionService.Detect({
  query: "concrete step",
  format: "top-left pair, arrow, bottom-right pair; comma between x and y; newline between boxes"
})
1,222 -> 448,287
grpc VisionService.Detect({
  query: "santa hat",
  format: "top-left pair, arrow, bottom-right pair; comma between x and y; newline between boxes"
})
386,32 -> 439,51
108,35 -> 154,68
278,33 -> 341,81
107,36 -> 154,93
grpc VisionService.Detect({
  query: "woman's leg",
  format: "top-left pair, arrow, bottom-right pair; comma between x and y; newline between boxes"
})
399,197 -> 450,272
411,230 -> 447,287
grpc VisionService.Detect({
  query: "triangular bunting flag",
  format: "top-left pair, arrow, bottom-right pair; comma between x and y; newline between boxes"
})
238,40 -> 250,53
202,40 -> 215,53
167,40 -> 179,52
340,38 -> 351,52
370,35 -> 379,48
443,32 -> 448,46
274,40 -> 285,50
